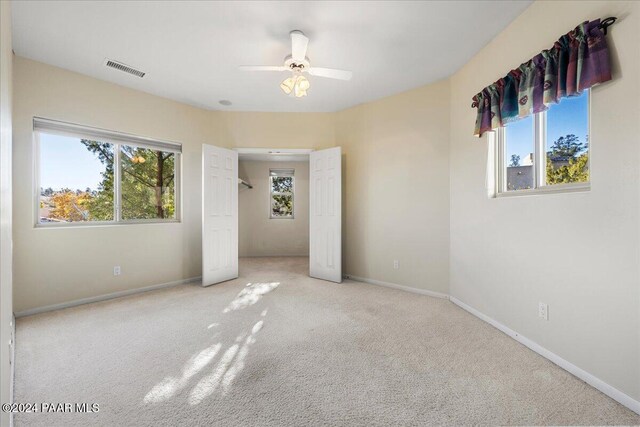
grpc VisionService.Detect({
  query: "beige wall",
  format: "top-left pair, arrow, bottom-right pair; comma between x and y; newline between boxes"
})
449,1 -> 640,402
0,0 -> 13,422
336,80 -> 450,295
238,160 -> 309,257
12,58 -> 335,313
216,111 -> 335,150
12,56 -> 449,314
12,57 -> 216,313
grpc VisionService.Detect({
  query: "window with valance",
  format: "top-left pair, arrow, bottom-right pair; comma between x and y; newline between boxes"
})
472,18 -> 614,137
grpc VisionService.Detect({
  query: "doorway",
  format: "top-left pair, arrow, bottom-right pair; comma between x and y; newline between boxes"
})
202,146 -> 342,285
238,159 -> 309,257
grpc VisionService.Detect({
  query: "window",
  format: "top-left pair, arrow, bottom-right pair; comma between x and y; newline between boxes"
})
496,90 -> 589,195
35,118 -> 181,226
120,146 -> 176,220
504,115 -> 535,191
270,169 -> 294,219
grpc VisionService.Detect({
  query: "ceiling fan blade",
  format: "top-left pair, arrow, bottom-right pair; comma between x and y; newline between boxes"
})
307,67 -> 352,81
290,30 -> 309,62
239,65 -> 287,72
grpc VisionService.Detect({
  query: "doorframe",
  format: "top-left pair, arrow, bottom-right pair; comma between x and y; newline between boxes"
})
234,148 -> 314,155
235,147 -> 314,272
234,146 -> 313,223
234,146 -> 342,283
234,147 -> 314,162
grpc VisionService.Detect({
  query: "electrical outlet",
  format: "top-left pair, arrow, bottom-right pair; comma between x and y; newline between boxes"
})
538,302 -> 549,320
393,260 -> 399,269
113,266 -> 121,276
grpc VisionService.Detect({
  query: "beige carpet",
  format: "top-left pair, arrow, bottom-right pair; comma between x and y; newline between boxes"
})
14,257 -> 640,426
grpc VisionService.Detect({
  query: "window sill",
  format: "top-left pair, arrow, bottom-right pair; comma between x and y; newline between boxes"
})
495,183 -> 590,198
35,219 -> 181,229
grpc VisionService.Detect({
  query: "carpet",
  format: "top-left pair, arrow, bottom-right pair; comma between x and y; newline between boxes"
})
14,257 -> 640,426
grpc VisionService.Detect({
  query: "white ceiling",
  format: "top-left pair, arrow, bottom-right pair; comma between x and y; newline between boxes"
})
11,1 -> 531,113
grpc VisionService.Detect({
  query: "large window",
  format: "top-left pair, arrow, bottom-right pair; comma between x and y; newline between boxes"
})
270,169 -> 294,219
496,90 -> 589,195
35,118 -> 181,226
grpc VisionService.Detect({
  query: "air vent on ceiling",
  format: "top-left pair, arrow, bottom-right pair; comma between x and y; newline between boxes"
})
104,59 -> 146,78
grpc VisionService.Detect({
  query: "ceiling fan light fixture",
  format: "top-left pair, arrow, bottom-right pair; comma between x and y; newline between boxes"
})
240,30 -> 352,99
280,76 -> 296,95
293,76 -> 309,97
296,75 -> 310,91
281,74 -> 310,97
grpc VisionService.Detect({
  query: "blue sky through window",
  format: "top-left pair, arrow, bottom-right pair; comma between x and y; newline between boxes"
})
40,133 -> 108,191
505,91 -> 588,165
546,91 -> 589,152
505,115 -> 534,166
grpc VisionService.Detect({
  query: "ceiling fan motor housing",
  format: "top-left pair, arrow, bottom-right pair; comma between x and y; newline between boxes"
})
284,54 -> 310,71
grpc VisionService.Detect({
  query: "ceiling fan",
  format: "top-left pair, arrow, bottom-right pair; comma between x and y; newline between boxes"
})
239,30 -> 352,98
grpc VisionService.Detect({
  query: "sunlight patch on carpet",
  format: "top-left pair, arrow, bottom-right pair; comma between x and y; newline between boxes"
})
143,342 -> 222,403
222,321 -> 262,395
189,318 -> 266,404
188,342 -> 240,405
223,282 -> 280,313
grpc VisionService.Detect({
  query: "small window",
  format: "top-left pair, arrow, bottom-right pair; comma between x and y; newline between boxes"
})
496,90 -> 589,195
270,169 -> 294,219
35,118 -> 181,226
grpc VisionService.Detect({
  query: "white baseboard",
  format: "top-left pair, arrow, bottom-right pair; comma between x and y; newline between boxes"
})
15,276 -> 202,318
450,296 -> 640,415
344,274 -> 449,300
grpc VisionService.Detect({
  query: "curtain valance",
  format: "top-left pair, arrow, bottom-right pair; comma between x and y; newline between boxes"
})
472,19 -> 612,137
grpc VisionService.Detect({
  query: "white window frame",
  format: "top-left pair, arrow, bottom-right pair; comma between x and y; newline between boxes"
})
33,117 -> 182,227
494,91 -> 591,197
269,168 -> 295,219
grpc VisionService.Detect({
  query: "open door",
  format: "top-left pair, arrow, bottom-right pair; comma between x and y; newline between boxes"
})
202,144 -> 238,286
309,147 -> 342,283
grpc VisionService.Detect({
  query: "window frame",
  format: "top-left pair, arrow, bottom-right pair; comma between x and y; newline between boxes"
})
494,91 -> 591,197
269,169 -> 295,220
33,118 -> 182,228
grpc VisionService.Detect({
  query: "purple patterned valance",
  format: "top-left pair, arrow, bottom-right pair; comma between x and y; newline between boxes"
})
472,19 -> 612,137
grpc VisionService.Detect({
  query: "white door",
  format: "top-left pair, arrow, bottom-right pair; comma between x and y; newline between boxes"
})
309,147 -> 342,283
202,144 -> 238,286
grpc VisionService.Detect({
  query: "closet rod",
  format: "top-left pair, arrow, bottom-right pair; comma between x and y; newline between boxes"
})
239,178 -> 253,189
